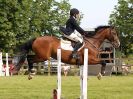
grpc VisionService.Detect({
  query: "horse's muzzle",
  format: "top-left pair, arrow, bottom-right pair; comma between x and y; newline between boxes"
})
112,40 -> 120,48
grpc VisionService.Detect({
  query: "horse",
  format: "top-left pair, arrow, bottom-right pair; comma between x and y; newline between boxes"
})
12,26 -> 120,80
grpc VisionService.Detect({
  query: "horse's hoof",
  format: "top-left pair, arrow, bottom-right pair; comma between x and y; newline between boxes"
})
28,76 -> 32,80
28,75 -> 33,80
30,72 -> 36,75
29,69 -> 36,75
97,73 -> 102,80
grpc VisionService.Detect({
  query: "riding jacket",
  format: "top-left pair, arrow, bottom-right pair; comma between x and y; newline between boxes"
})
60,16 -> 86,35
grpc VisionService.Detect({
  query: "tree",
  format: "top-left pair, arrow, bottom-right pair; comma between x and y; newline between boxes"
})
109,0 -> 133,56
0,0 -> 71,53
0,0 -> 18,52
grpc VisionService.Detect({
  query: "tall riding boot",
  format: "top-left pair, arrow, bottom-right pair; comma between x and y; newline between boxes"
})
72,42 -> 83,58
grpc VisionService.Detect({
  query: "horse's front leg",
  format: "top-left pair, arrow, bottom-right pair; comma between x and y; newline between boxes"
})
90,56 -> 107,80
101,60 -> 106,75
97,60 -> 106,80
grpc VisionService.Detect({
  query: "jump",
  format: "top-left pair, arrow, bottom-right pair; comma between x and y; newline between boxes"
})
12,25 -> 120,79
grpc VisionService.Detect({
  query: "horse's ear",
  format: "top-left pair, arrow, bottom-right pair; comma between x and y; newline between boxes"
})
111,25 -> 117,29
110,26 -> 114,29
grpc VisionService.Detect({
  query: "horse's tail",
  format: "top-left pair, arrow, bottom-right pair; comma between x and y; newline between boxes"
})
20,38 -> 36,53
12,38 -> 36,74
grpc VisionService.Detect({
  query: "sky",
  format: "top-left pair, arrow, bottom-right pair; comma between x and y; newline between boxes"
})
68,0 -> 118,28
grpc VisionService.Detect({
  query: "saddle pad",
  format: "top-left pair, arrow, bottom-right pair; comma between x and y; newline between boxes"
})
61,38 -> 74,51
60,38 -> 85,51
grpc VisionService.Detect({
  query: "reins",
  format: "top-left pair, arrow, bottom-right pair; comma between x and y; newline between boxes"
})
83,27 -> 113,51
84,37 -> 100,51
83,29 -> 104,51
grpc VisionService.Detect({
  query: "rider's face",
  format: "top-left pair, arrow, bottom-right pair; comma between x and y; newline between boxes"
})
75,13 -> 80,20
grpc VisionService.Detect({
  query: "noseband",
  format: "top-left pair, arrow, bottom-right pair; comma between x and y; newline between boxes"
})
108,27 -> 118,46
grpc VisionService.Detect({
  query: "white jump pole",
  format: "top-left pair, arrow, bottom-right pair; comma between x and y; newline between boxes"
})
80,48 -> 88,99
57,48 -> 61,99
5,53 -> 10,76
0,52 -> 3,76
56,48 -> 88,99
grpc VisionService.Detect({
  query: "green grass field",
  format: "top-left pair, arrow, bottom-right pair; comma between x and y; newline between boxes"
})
0,75 -> 133,99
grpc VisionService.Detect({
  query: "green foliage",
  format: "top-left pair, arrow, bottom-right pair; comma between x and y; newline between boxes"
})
0,0 -> 71,53
109,0 -> 133,56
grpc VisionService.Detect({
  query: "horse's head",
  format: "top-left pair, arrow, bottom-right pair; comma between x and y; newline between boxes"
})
106,26 -> 120,48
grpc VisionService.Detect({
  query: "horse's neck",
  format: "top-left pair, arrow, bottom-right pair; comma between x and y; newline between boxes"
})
89,29 -> 107,48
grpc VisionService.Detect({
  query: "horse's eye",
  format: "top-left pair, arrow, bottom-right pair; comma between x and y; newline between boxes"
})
112,31 -> 116,35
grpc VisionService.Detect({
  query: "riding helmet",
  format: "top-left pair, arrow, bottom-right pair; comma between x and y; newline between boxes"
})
70,8 -> 79,16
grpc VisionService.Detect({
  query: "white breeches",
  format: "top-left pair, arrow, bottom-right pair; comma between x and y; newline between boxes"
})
64,31 -> 83,43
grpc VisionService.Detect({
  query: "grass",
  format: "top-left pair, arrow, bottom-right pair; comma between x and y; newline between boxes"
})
0,75 -> 133,99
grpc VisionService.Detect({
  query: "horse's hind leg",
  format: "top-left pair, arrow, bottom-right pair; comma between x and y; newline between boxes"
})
27,55 -> 35,80
27,55 -> 45,80
27,55 -> 35,72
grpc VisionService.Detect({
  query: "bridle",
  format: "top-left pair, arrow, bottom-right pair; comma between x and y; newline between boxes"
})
84,27 -> 115,51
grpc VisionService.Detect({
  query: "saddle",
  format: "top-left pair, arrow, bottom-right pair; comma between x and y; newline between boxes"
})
59,26 -> 96,51
59,27 -> 96,59
60,27 -> 84,51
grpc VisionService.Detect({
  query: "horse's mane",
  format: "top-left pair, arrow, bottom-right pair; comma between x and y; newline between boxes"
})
95,25 -> 111,32
86,25 -> 112,37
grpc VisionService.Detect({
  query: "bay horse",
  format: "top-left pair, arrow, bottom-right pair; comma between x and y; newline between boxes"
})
12,26 -> 120,79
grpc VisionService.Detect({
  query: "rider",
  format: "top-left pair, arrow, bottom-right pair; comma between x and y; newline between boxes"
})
60,8 -> 87,58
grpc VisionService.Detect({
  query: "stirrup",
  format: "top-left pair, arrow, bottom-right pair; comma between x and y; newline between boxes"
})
72,51 -> 79,59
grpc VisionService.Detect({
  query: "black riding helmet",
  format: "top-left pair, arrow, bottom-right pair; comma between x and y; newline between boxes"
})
70,8 -> 79,16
